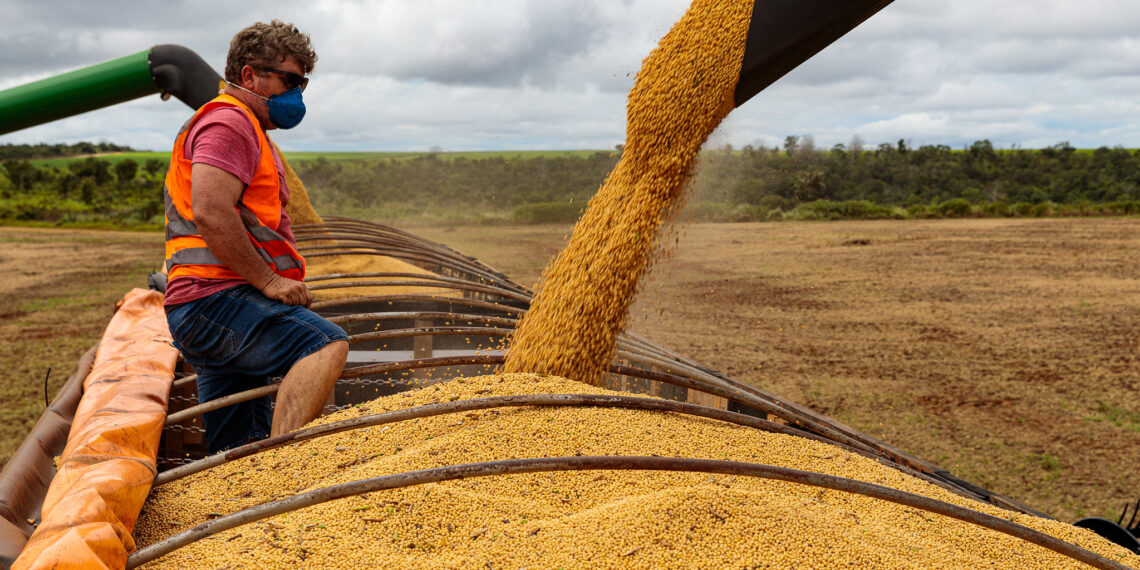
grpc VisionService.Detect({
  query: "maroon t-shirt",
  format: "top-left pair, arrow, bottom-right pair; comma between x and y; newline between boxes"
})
164,107 -> 296,306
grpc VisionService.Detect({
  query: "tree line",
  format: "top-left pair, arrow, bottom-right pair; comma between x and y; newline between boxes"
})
687,137 -> 1140,221
293,152 -> 620,224
6,139 -> 1140,227
0,156 -> 166,226
296,139 -> 1140,223
0,141 -> 135,160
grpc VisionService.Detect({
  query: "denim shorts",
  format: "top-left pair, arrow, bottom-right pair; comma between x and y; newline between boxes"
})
166,284 -> 348,453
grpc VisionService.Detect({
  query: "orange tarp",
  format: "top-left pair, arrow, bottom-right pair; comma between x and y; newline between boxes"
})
14,288 -> 178,570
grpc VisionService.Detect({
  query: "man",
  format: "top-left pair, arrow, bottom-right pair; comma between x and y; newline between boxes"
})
163,20 -> 348,453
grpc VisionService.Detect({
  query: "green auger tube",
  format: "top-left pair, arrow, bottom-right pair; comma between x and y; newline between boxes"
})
0,44 -> 222,136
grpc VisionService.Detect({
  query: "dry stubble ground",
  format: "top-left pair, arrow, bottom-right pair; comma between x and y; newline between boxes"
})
2,218 -> 1138,525
0,227 -> 163,462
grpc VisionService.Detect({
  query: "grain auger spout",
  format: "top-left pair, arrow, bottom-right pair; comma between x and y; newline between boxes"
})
734,0 -> 894,107
0,44 -> 222,135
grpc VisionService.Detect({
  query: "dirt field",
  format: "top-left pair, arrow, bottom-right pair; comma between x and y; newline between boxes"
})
0,227 -> 164,462
3,218 -> 1139,524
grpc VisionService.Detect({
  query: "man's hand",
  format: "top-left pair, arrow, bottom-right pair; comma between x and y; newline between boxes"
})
262,273 -> 314,307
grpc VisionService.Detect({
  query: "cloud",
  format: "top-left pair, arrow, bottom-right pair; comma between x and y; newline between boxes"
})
301,73 -> 627,151
316,1 -> 598,87
0,0 -> 229,79
3,0 -> 1140,150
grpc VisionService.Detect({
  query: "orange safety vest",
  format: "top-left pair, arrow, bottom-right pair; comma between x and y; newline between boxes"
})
164,93 -> 306,283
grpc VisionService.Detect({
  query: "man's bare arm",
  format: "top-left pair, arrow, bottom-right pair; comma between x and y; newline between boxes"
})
190,162 -> 312,306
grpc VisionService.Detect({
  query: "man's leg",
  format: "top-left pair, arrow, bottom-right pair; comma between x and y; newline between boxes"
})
167,292 -> 275,453
271,339 -> 349,436
169,285 -> 349,440
196,369 -> 274,453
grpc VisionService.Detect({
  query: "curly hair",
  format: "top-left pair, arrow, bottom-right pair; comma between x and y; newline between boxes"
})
225,19 -> 317,83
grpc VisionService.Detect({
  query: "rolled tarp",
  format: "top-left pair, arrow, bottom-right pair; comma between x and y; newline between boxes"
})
13,288 -> 178,570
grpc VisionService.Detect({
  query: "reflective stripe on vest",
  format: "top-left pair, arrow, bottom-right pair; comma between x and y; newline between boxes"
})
165,247 -> 302,273
163,184 -> 303,273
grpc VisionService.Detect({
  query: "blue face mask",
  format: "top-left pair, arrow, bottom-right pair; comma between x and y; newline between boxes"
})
228,83 -> 306,129
263,87 -> 306,129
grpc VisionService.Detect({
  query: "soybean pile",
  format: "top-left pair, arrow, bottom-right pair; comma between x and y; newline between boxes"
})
134,373 -> 1139,568
279,146 -> 323,227
278,143 -> 455,299
305,254 -> 456,300
502,0 -> 751,385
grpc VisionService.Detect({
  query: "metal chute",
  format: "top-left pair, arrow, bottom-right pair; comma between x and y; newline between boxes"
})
734,0 -> 894,107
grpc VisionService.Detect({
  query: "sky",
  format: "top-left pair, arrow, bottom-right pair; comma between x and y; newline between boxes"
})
3,0 -> 1140,152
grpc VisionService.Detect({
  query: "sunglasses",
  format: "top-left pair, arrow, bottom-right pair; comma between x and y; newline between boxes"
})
259,67 -> 309,92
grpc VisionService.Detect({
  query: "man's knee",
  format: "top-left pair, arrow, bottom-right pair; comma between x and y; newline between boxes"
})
325,339 -> 349,360
305,339 -> 348,367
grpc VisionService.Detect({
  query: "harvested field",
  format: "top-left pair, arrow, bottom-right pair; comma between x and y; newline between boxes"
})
0,227 -> 162,465
2,218 -> 1139,524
